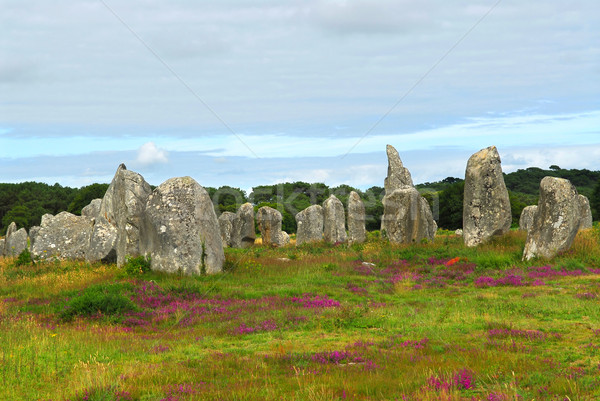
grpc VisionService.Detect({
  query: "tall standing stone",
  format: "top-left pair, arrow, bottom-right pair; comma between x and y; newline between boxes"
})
578,195 -> 593,230
380,145 -> 436,244
523,177 -> 581,260
0,239 -> 4,257
218,212 -> 237,248
323,195 -> 347,244
3,222 -> 28,257
347,191 -> 366,244
232,203 -> 256,248
463,146 -> 511,247
88,164 -> 152,265
295,205 -> 324,246
256,206 -> 288,247
31,212 -> 93,260
141,177 -> 224,275
519,205 -> 537,232
384,144 -> 413,192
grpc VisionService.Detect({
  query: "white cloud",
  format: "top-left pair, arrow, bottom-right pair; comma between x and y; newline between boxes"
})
136,142 -> 168,166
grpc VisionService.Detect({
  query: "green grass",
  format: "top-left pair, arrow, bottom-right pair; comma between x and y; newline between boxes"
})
1,227 -> 600,400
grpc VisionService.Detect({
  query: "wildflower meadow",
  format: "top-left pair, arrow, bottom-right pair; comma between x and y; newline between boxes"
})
1,228 -> 600,400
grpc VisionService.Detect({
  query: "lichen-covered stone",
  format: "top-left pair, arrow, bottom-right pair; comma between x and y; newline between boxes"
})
523,177 -> 580,260
141,177 -> 224,275
380,145 -> 436,244
3,222 -> 28,257
381,188 -> 436,243
295,205 -> 324,246
89,164 -> 152,265
31,212 -> 93,260
323,195 -> 347,244
218,211 -> 237,248
81,199 -> 102,219
463,146 -> 511,247
578,195 -> 593,230
347,191 -> 366,244
519,205 -> 537,232
256,206 -> 288,247
232,203 -> 256,248
0,239 -> 4,257
384,144 -> 413,193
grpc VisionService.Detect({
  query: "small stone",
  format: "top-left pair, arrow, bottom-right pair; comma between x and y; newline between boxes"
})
232,203 -> 256,248
3,222 -> 28,257
578,195 -> 593,230
218,212 -> 237,248
256,206 -> 288,247
454,229 -> 463,236
519,205 -> 538,232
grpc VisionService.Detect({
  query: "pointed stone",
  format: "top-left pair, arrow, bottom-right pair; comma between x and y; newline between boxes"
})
463,146 -> 511,247
3,222 -> 28,257
347,191 -> 366,244
384,144 -> 413,193
381,187 -> 436,243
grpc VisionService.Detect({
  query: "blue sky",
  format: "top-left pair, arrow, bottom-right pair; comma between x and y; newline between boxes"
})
1,0 -> 599,192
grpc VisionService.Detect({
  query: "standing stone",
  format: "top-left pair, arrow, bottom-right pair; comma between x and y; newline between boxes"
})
384,144 -> 414,193
519,205 -> 538,232
323,195 -> 347,244
88,164 -> 152,265
295,205 -> 324,246
463,146 -> 512,247
256,206 -> 288,247
29,226 -> 41,249
0,239 -> 4,257
232,203 -> 256,248
380,145 -> 436,244
523,177 -> 581,260
141,177 -> 224,275
381,188 -> 436,243
31,212 -> 93,260
347,191 -> 366,244
81,199 -> 102,219
3,222 -> 28,257
578,195 -> 593,230
218,212 -> 237,248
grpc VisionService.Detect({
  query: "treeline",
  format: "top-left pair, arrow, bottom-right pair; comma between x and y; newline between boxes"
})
1,167 -> 599,235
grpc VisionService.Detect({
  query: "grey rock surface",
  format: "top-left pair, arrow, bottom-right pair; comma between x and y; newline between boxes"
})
86,219 -> 118,263
29,226 -> 41,249
463,146 -> 512,247
232,203 -> 256,248
31,212 -> 93,260
141,176 -> 224,275
578,195 -> 593,230
519,205 -> 538,232
256,206 -> 288,247
90,164 -> 152,265
218,211 -> 237,248
4,222 -> 28,257
381,187 -> 436,243
347,191 -> 366,244
0,239 -> 4,257
295,205 -> 324,246
81,199 -> 102,219
454,229 -> 463,236
323,195 -> 347,244
384,144 -> 414,193
523,177 -> 581,260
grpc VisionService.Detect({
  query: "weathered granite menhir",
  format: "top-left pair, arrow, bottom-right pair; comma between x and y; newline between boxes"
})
380,145 -> 436,243
462,146 -> 512,247
523,177 -> 581,260
323,195 -> 347,244
3,222 -> 28,257
256,206 -> 289,247
295,204 -> 324,246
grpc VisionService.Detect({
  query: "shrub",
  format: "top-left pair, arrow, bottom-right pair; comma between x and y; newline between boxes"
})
14,248 -> 34,267
59,284 -> 137,322
122,255 -> 151,276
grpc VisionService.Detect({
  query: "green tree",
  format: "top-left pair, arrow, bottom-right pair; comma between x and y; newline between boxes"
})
2,205 -> 30,233
592,179 -> 600,221
437,181 -> 464,230
68,183 -> 109,215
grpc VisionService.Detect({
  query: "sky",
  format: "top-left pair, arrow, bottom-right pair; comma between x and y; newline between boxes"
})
1,0 -> 599,193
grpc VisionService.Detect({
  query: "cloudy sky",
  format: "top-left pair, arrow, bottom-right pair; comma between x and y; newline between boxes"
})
1,0 -> 599,192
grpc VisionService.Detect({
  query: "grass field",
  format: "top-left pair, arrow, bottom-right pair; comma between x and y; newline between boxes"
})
1,228 -> 600,400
